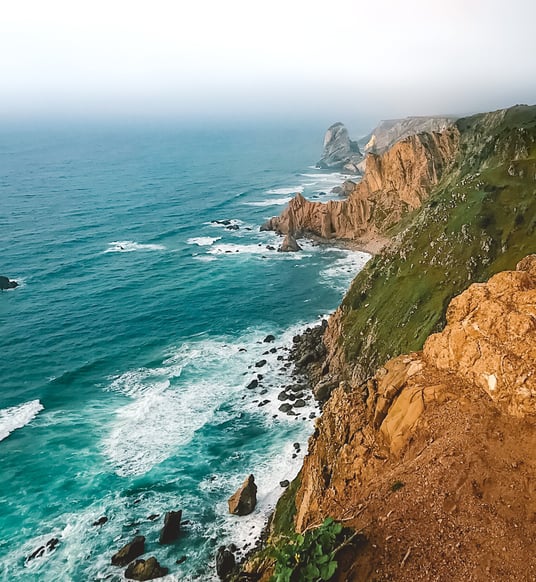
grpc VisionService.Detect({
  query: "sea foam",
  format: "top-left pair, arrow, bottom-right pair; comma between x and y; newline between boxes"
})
104,241 -> 166,253
0,400 -> 44,442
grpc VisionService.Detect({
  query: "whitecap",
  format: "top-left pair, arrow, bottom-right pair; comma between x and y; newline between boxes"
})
187,236 -> 221,246
0,400 -> 44,442
104,241 -> 166,253
243,197 -> 292,207
265,186 -> 303,195
320,250 -> 371,293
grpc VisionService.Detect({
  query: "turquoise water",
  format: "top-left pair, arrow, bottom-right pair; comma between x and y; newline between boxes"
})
0,123 -> 369,580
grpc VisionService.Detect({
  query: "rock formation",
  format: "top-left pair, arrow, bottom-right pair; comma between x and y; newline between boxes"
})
0,276 -> 18,290
363,116 -> 455,154
111,535 -> 145,567
277,233 -> 301,252
316,122 -> 363,173
124,557 -> 169,581
216,546 -> 236,580
159,510 -> 182,544
263,127 -> 459,244
228,474 -> 257,515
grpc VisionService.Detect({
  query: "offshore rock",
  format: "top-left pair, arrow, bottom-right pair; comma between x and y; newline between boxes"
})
228,475 -> 257,515
159,510 -> 182,544
278,233 -> 301,252
216,546 -> 236,580
317,122 -> 362,173
0,276 -> 18,290
124,557 -> 169,581
111,535 -> 145,567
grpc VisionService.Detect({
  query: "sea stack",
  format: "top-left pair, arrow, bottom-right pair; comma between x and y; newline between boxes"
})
228,474 -> 257,515
316,122 -> 363,173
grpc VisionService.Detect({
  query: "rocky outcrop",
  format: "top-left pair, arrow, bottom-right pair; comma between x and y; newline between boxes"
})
159,510 -> 182,544
0,276 -> 18,290
216,546 -> 236,580
124,557 -> 169,581
264,127 -> 459,242
363,116 -> 455,154
111,536 -> 145,567
317,122 -> 362,173
228,475 -> 257,515
278,233 -> 301,252
288,256 -> 536,580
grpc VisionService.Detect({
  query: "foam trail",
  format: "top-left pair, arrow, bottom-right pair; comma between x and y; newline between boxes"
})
0,400 -> 44,442
265,186 -> 304,195
104,241 -> 166,253
187,236 -> 221,246
243,197 -> 292,207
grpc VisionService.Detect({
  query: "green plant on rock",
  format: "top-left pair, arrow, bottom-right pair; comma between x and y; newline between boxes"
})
270,517 -> 353,582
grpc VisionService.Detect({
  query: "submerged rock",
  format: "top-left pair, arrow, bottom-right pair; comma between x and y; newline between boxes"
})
124,557 -> 169,581
111,535 -> 145,567
228,474 -> 257,515
92,516 -> 108,527
159,510 -> 182,544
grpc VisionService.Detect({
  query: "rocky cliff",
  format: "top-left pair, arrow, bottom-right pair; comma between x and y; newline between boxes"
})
240,105 -> 536,582
363,116 -> 456,154
263,128 -> 459,244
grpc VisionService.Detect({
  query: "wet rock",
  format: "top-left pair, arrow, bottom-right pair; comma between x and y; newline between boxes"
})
294,399 -> 306,408
176,555 -> 187,565
216,546 -> 236,580
124,557 -> 169,581
92,516 -> 108,527
278,233 -> 301,252
111,535 -> 145,567
257,374 -> 263,380
263,334 -> 275,343
0,276 -> 18,290
266,245 -> 276,251
255,360 -> 267,368
228,475 -> 257,515
146,514 -> 159,521
293,442 -> 301,450
159,510 -> 182,544
279,403 -> 292,413
280,480 -> 290,488
246,379 -> 258,390
226,224 -> 240,230
258,399 -> 270,407
26,538 -> 59,562
278,391 -> 289,401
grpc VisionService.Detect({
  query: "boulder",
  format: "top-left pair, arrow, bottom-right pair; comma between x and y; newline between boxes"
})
216,546 -> 236,580
255,360 -> 267,368
278,233 -> 301,252
263,334 -> 275,343
246,379 -> 258,390
26,538 -> 59,562
124,557 -> 169,581
278,403 -> 292,413
0,276 -> 18,290
313,376 -> 340,402
111,535 -> 145,567
159,510 -> 182,544
228,475 -> 257,515
280,480 -> 290,488
92,516 -> 108,527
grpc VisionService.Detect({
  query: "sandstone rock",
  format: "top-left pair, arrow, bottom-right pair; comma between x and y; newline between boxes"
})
278,233 -> 301,252
124,557 -> 169,581
111,536 -> 145,567
216,546 -> 236,580
159,510 -> 182,544
313,376 -> 340,402
317,122 -> 362,172
228,475 -> 257,515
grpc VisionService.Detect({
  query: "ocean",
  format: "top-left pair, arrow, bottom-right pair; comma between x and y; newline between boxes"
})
0,122 -> 369,581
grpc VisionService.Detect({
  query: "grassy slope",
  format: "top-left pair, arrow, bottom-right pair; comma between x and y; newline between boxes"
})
340,105 -> 536,377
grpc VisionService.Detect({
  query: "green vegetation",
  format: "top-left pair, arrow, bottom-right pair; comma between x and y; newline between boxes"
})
270,518 -> 355,582
340,105 -> 536,380
271,473 -> 301,537
391,480 -> 405,492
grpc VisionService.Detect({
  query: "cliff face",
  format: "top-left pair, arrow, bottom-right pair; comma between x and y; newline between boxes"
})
317,122 -> 363,173
363,115 -> 456,154
263,128 -> 459,242
293,256 -> 536,580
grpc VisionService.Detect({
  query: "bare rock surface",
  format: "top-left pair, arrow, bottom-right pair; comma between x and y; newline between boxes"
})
228,474 -> 257,516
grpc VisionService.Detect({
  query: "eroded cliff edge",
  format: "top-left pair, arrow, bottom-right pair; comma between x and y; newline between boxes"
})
240,105 -> 536,581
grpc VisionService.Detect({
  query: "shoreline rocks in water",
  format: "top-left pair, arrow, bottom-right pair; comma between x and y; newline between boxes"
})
216,545 -> 236,580
159,510 -> 182,544
228,474 -> 257,516
111,535 -> 145,567
124,557 -> 169,581
0,276 -> 18,290
278,233 -> 301,252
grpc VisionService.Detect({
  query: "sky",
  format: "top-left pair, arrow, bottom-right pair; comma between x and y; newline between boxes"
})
1,0 -> 536,127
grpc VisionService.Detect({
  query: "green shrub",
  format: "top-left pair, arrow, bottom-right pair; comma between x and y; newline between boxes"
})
270,518 -> 351,582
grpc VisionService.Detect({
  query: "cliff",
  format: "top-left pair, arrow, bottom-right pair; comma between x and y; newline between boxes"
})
240,105 -> 536,581
317,122 -> 363,173
362,116 -> 456,154
262,128 -> 459,244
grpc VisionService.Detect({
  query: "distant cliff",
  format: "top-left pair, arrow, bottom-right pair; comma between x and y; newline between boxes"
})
316,122 -> 363,173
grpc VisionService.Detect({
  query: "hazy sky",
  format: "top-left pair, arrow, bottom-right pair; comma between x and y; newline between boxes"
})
1,0 -> 535,126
